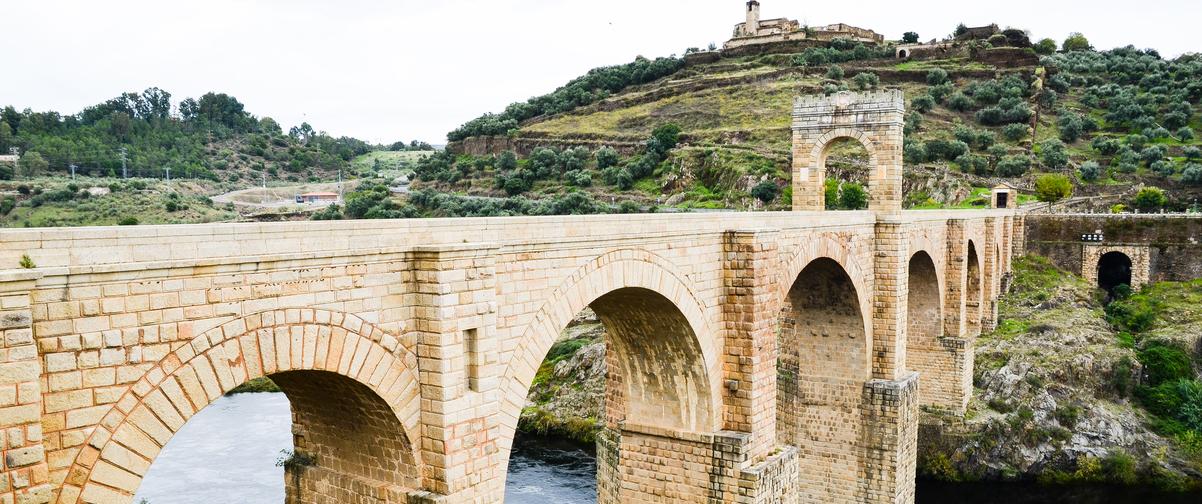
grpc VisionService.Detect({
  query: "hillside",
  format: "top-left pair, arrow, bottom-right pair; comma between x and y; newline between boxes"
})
428,32 -> 1202,212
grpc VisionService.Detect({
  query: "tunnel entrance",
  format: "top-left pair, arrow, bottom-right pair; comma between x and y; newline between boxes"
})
1097,251 -> 1133,299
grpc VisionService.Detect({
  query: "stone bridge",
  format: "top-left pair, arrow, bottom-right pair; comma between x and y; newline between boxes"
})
0,91 -> 1020,504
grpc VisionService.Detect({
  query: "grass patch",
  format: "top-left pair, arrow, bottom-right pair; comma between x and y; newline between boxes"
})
227,377 -> 281,394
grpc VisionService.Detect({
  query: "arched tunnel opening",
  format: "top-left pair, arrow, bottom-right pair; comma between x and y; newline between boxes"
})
1097,251 -> 1133,300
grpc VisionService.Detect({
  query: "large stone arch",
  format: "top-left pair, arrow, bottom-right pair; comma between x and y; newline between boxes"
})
791,90 -> 905,212
58,309 -> 424,504
904,251 -> 955,409
775,236 -> 873,335
776,256 -> 871,503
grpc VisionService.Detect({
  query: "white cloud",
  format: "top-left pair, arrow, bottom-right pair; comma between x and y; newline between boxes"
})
2,0 -> 1198,143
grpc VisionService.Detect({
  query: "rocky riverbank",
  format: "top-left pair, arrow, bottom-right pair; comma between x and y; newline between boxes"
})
520,255 -> 1202,489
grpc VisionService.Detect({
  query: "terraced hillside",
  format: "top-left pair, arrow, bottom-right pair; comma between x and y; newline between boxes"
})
433,40 -> 1202,212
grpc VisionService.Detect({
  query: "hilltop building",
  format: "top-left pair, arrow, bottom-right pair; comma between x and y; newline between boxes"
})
725,1 -> 884,50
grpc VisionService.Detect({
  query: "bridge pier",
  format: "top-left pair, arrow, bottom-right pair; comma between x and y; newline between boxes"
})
0,273 -> 51,504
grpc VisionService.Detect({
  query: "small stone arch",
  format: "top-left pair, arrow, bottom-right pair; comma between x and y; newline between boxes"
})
898,48 -> 910,59
1083,244 -> 1150,292
497,247 -> 720,447
791,90 -> 905,212
965,240 -> 983,337
59,309 -> 424,504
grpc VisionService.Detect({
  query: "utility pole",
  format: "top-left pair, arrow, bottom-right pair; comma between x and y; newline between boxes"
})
337,169 -> 343,203
164,166 -> 170,182
119,147 -> 128,179
69,164 -> 77,180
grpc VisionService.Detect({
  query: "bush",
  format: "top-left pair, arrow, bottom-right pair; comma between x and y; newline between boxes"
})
956,153 -> 989,174
497,151 -> 518,171
118,217 -> 139,226
839,182 -> 868,210
1039,139 -> 1070,169
1034,173 -> 1073,202
751,180 -> 779,204
1177,127 -> 1195,141
996,155 -> 1032,177
1035,38 -> 1058,55
929,83 -> 954,104
924,139 -> 969,162
1062,32 -> 1091,52
1137,343 -> 1193,387
947,92 -> 975,112
1126,134 -> 1148,151
1151,160 -> 1175,177
1079,160 -> 1102,182
1092,136 -> 1121,155
1186,147 -> 1202,160
1002,123 -> 1030,142
826,65 -> 845,80
912,95 -> 936,114
927,68 -> 950,86
852,72 -> 880,90
1132,186 -> 1168,210
1184,164 -> 1202,185
903,141 -> 927,164
310,204 -> 343,220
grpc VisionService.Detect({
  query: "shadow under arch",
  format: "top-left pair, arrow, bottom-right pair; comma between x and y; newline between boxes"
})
58,309 -> 424,504
904,250 -> 953,408
496,249 -> 720,501
965,240 -> 983,337
1097,251 -> 1133,297
776,257 -> 869,503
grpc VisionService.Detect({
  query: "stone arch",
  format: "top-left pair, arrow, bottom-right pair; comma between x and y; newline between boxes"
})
58,309 -> 424,504
775,236 -> 873,335
498,248 -> 719,443
965,240 -> 983,337
1097,251 -> 1133,295
791,90 -> 905,212
898,48 -> 910,59
776,256 -> 869,503
904,251 -> 949,407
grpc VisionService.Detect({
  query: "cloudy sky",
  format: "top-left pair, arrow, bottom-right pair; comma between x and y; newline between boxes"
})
3,0 -> 1198,144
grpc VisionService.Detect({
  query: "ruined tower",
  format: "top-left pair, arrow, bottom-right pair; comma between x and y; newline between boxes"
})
745,0 -> 761,35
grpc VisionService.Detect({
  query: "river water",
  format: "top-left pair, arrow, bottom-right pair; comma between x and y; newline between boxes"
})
134,392 -> 1199,504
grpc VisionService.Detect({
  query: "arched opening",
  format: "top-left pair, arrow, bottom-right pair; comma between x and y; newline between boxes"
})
821,137 -> 872,211
1098,251 -> 1133,299
898,49 -> 910,59
965,240 -> 982,337
904,251 -> 949,408
777,257 -> 867,503
509,285 -> 715,503
131,370 -> 418,504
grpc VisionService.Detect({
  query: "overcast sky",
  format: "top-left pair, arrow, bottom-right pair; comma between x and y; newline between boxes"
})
3,0 -> 1199,144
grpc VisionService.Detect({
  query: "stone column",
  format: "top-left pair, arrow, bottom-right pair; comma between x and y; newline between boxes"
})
0,272 -> 51,504
410,244 -> 500,502
721,229 -> 779,462
980,217 -> 999,332
1011,214 -> 1026,259
937,219 -> 973,413
872,216 -> 907,381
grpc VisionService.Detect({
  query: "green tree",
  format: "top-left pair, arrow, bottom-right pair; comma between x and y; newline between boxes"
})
497,151 -> 518,171
1034,38 -> 1058,55
595,147 -> 620,169
19,151 -> 48,178
826,65 -> 845,80
927,68 -> 950,86
1132,187 -> 1168,211
902,32 -> 920,44
1034,173 -> 1073,202
0,121 -> 11,150
839,182 -> 868,210
1062,32 -> 1091,52
1039,139 -> 1069,169
1079,160 -> 1101,182
912,95 -> 936,114
852,72 -> 880,90
751,180 -> 779,204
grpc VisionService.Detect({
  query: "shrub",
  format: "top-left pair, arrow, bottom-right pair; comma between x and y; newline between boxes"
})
751,180 -> 779,204
118,217 -> 139,226
18,254 -> 34,269
839,182 -> 868,210
852,72 -> 880,90
1092,136 -> 1121,155
956,153 -> 989,174
310,204 -> 343,220
1186,147 -> 1202,160
1177,127 -> 1195,141
1035,38 -> 1058,55
903,141 -> 927,164
1062,32 -> 1091,52
902,31 -> 920,44
929,83 -> 954,104
927,69 -> 950,86
1039,139 -> 1070,169
996,155 -> 1032,177
1137,343 -> 1192,387
1034,174 -> 1073,202
1057,113 -> 1086,143
826,65 -> 845,80
1126,134 -> 1148,151
1079,160 -> 1102,182
924,139 -> 969,161
1132,186 -> 1168,210
912,95 -> 936,114
1002,123 -> 1030,142
1184,164 -> 1202,185
947,92 -> 975,112
1151,160 -> 1175,177
497,151 -> 518,171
